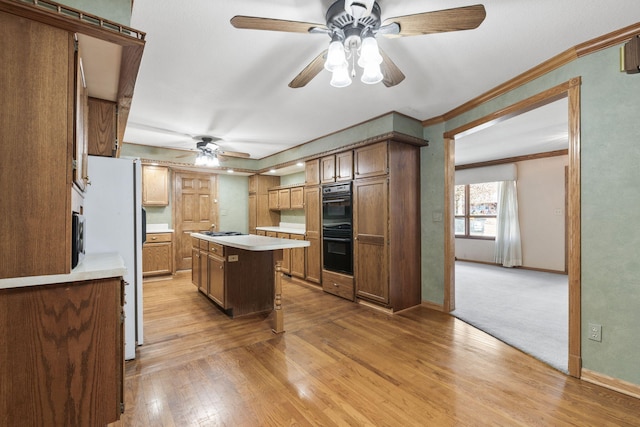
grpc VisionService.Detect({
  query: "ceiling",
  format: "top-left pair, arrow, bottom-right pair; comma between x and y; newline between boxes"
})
124,0 -> 640,164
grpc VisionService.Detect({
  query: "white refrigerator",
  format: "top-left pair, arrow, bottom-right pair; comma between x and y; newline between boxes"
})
84,155 -> 144,360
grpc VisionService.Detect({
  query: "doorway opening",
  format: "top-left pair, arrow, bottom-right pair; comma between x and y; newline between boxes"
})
443,78 -> 582,377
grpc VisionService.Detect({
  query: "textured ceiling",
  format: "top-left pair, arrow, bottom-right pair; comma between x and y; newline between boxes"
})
124,0 -> 640,163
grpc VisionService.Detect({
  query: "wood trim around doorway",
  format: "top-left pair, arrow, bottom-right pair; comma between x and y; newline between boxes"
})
442,77 -> 582,378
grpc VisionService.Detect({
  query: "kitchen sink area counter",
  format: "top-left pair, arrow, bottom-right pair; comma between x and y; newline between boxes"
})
191,233 -> 309,333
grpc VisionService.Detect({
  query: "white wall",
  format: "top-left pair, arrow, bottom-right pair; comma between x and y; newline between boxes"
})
517,156 -> 567,271
455,155 -> 568,271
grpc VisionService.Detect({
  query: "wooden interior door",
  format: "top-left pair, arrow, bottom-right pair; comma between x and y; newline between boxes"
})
174,172 -> 218,271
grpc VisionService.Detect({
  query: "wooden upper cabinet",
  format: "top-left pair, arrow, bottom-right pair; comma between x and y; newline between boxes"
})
322,151 -> 353,183
248,175 -> 257,194
354,141 -> 388,179
290,186 -> 304,209
305,159 -> 320,186
278,188 -> 291,210
88,97 -> 116,157
320,156 -> 336,183
336,151 -> 353,181
142,165 -> 169,206
268,189 -> 279,210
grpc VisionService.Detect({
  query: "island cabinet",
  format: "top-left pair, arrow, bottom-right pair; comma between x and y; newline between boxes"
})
0,276 -> 125,426
192,237 -> 274,317
143,232 -> 173,277
290,234 -> 306,279
353,140 -> 421,311
191,237 -> 208,294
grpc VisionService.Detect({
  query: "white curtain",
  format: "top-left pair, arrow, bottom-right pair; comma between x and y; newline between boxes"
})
494,180 -> 522,267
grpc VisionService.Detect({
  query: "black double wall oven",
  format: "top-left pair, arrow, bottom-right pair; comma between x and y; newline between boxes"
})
322,182 -> 353,275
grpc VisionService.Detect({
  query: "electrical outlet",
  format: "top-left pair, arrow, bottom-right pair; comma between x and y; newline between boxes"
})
588,323 -> 602,342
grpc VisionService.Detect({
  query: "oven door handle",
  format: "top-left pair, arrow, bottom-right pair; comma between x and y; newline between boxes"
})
322,236 -> 352,243
322,198 -> 349,204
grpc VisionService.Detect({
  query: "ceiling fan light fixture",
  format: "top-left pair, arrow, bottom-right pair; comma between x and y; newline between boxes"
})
324,39 -> 347,72
358,35 -> 382,68
360,62 -> 383,84
330,64 -> 352,87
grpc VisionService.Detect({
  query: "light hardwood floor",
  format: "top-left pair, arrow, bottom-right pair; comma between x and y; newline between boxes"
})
110,272 -> 640,426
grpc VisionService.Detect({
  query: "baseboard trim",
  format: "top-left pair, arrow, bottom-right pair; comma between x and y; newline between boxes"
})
455,259 -> 567,275
421,300 -> 445,312
581,369 -> 640,400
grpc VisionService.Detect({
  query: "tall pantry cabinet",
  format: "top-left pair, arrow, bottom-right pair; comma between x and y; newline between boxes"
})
0,11 -> 76,278
353,140 -> 421,311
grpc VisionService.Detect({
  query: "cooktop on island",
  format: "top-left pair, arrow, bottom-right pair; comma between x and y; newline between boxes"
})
199,231 -> 246,237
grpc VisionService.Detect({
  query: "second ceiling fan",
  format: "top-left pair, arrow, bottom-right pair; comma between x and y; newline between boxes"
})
231,0 -> 486,88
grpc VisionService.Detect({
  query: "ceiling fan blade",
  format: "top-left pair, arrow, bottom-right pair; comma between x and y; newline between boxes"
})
379,48 -> 405,88
218,150 -> 250,158
383,4 -> 486,37
289,49 -> 328,88
231,16 -> 327,34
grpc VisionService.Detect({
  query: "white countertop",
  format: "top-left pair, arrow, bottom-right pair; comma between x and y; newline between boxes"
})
256,226 -> 305,235
192,233 -> 310,251
0,253 -> 126,290
147,223 -> 174,233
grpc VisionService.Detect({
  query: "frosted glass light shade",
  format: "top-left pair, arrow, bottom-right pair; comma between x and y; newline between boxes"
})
325,40 -> 347,72
330,65 -> 352,87
360,62 -> 383,85
358,36 -> 382,68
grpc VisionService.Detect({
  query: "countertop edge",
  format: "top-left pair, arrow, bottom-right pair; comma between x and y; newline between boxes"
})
192,233 -> 310,251
0,253 -> 126,290
255,226 -> 306,235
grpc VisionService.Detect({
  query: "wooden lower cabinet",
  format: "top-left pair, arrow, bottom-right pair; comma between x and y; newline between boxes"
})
290,234 -> 306,279
0,277 -> 124,426
277,233 -> 291,274
192,238 -> 274,317
208,248 -> 225,307
142,232 -> 173,277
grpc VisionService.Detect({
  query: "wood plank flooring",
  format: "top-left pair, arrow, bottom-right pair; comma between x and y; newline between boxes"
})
110,272 -> 640,426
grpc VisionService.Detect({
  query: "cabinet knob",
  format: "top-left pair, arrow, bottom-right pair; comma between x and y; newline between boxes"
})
219,265 -> 223,270
211,247 -> 216,252
152,236 -> 157,240
333,283 -> 339,287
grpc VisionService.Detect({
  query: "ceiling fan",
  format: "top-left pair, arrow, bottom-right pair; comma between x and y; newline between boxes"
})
178,136 -> 251,167
230,0 -> 486,88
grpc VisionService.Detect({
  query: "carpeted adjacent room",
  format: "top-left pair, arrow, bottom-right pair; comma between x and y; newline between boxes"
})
452,261 -> 568,373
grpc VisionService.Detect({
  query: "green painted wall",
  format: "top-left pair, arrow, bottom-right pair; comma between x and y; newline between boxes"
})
57,0 -> 132,25
218,174 -> 249,233
423,44 -> 640,386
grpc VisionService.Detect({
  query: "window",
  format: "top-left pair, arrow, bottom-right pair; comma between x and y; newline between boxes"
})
455,182 -> 498,238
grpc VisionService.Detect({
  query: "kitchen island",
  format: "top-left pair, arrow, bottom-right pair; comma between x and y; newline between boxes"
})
191,233 -> 310,333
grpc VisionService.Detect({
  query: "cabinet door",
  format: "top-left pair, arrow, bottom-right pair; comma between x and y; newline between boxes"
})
354,177 -> 389,304
336,151 -> 353,181
320,155 -> 336,183
290,187 -> 304,209
199,249 -> 209,294
277,233 -> 291,274
268,190 -> 279,210
192,246 -> 201,288
208,254 -> 225,307
290,234 -> 305,278
304,186 -> 322,283
354,142 -> 388,179
248,175 -> 257,194
278,188 -> 291,210
248,193 -> 257,234
74,44 -> 89,192
142,241 -> 173,277
305,159 -> 320,186
142,165 -> 169,206
88,97 -> 116,157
